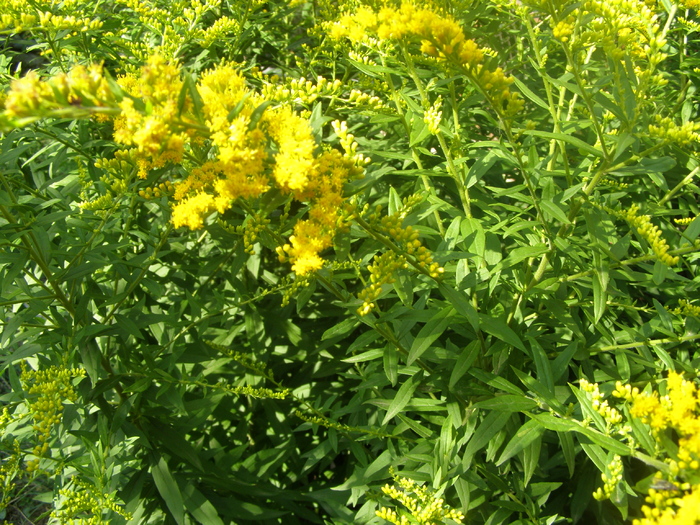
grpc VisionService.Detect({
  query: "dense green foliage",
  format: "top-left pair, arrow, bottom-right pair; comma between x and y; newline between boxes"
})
1,0 -> 700,524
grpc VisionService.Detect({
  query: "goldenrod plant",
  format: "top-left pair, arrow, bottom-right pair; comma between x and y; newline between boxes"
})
1,0 -> 700,523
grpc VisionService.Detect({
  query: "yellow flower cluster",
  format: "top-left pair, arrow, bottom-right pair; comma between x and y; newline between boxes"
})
613,372 -> 700,525
20,364 -> 85,472
329,2 -> 522,117
3,63 -> 117,123
197,15 -> 239,48
276,150 -> 362,274
0,0 -> 102,34
376,474 -> 464,525
617,204 -> 679,266
580,0 -> 663,62
113,55 -> 189,179
1,55 -> 365,275
113,0 -> 224,60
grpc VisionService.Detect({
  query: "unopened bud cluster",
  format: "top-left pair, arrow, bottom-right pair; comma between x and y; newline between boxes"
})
593,455 -> 623,501
139,180 -> 174,200
51,479 -> 132,524
423,96 -> 442,135
20,364 -> 84,472
672,299 -> 700,318
262,75 -> 343,106
237,213 -> 271,255
648,116 -> 700,147
332,120 -> 371,166
357,251 -> 408,315
347,89 -> 386,109
580,378 -> 624,427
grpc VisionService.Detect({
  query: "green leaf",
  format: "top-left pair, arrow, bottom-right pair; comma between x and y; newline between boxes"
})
463,411 -> 512,465
248,101 -> 273,131
382,373 -> 420,425
473,395 -> 538,412
512,78 -> 548,110
540,199 -> 571,224
408,306 -> 454,364
322,317 -> 359,340
528,413 -> 630,456
384,343 -> 399,386
592,271 -> 607,324
343,348 -> 384,363
521,130 -> 603,157
449,340 -> 480,389
558,431 -> 576,477
182,485 -> 225,525
152,456 -> 185,525
479,315 -> 526,351
439,284 -> 479,331
500,244 -> 548,268
528,337 -> 554,394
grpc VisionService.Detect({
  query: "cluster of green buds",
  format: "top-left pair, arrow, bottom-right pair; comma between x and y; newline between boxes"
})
474,65 -> 524,118
672,300 -> 700,319
357,251 -> 408,316
376,473 -> 464,525
138,180 -> 174,200
674,217 -> 695,226
241,213 -> 271,255
648,116 -> 700,147
377,213 -> 443,279
20,364 -> 84,472
593,455 -> 624,501
262,75 -> 343,106
600,177 -> 629,190
280,272 -> 313,307
294,410 -> 356,433
0,437 -> 21,510
218,381 -> 290,400
0,8 -> 102,34
51,479 -> 132,524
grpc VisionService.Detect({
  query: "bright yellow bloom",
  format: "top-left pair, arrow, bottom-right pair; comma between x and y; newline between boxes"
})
113,55 -> 188,178
171,192 -> 215,229
329,2 -> 521,116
